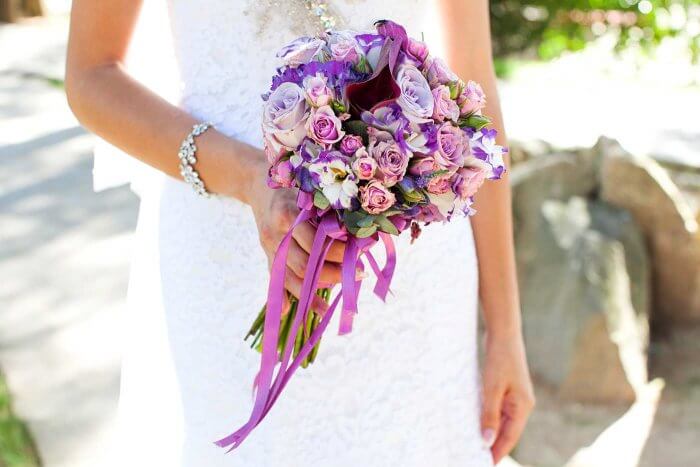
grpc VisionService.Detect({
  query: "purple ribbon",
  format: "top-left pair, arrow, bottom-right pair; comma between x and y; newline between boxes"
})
215,191 -> 397,451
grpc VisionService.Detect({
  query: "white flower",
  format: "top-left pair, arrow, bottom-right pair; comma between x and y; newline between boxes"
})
308,154 -> 358,209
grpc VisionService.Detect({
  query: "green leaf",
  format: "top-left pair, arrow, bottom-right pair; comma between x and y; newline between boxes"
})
459,114 -> 491,130
331,100 -> 347,114
448,80 -> 463,100
344,120 -> 369,140
356,214 -> 375,228
313,191 -> 330,210
354,55 -> 371,74
374,215 -> 399,235
355,225 -> 378,238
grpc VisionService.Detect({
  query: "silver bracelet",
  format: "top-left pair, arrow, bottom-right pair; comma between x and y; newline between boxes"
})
178,122 -> 213,197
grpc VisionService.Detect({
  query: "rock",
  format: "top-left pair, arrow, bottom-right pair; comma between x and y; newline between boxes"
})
597,137 -> 700,324
517,197 -> 650,403
508,138 -> 554,165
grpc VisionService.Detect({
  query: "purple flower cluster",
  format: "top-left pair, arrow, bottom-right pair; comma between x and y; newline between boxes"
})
262,20 -> 507,236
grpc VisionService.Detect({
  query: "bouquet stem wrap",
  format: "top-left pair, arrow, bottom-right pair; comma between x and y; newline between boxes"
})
215,191 -> 396,450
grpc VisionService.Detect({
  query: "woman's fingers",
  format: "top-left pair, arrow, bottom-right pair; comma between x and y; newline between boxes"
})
287,240 -> 342,284
292,221 -> 345,263
480,381 -> 505,451
284,267 -> 303,298
490,393 -> 533,464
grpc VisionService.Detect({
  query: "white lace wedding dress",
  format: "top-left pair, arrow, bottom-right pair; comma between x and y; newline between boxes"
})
109,1 -> 493,466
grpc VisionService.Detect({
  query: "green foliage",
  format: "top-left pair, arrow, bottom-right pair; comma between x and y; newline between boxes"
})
490,1 -> 700,62
0,373 -> 39,467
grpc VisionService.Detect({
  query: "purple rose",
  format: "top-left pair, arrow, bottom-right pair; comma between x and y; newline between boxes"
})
360,180 -> 396,214
426,173 -> 452,194
458,80 -> 486,116
303,73 -> 334,107
452,166 -> 487,200
434,123 -> 465,172
424,56 -> 458,87
306,105 -> 345,146
403,38 -> 429,67
277,36 -> 326,67
328,31 -> 361,64
339,134 -> 364,155
432,85 -> 460,123
262,82 -> 309,153
351,148 -> 377,180
267,159 -> 295,189
369,135 -> 410,187
396,64 -> 434,123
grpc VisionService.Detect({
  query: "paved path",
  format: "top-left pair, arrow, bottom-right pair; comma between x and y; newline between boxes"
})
0,15 -> 138,467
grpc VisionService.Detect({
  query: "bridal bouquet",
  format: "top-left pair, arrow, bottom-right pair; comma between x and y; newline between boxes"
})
217,19 -> 506,450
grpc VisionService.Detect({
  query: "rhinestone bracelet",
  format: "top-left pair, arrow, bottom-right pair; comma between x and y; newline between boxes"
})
178,122 -> 212,197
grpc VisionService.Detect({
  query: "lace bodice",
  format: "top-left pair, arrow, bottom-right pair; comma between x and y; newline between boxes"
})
166,0 -> 438,146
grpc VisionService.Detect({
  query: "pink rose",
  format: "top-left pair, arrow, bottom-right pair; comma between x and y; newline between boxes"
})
369,137 -> 410,187
360,180 -> 396,214
403,38 -> 429,66
408,154 -> 438,177
426,173 -> 452,194
267,159 -> 295,189
328,31 -> 361,64
432,85 -> 460,123
351,149 -> 377,180
458,80 -> 486,116
452,166 -> 487,200
339,134 -> 364,155
262,82 -> 309,153
434,123 -> 465,173
306,105 -> 345,146
303,73 -> 334,107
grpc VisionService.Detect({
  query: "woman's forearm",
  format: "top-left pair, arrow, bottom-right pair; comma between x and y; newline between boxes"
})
66,3 -> 266,203
436,0 -> 522,338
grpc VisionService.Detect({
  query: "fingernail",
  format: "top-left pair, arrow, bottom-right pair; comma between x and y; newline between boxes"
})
482,428 -> 496,448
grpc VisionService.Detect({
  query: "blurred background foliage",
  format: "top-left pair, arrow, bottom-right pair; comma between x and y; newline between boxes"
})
490,0 -> 700,62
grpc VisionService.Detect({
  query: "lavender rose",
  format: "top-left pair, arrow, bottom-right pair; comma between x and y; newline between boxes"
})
452,166 -> 487,200
277,36 -> 326,67
424,56 -> 458,87
434,123 -> 466,172
339,134 -> 364,156
369,136 -> 410,187
306,105 -> 345,146
262,82 -> 309,153
396,65 -> 434,123
351,148 -> 377,180
458,80 -> 486,116
432,85 -> 460,123
360,180 -> 396,214
303,73 -> 334,107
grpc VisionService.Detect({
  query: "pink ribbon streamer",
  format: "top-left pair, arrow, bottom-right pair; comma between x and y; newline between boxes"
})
215,191 -> 396,451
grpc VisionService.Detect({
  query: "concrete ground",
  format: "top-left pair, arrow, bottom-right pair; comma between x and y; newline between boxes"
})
1,10 -> 698,467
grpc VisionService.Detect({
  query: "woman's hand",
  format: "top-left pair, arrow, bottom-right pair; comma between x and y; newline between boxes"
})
480,331 -> 535,464
248,163 -> 344,299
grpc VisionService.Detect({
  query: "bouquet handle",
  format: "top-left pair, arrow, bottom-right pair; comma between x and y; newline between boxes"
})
215,192 -> 396,451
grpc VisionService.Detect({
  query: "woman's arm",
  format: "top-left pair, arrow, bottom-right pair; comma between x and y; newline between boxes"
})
435,0 -> 535,463
65,0 -> 266,203
66,0 -> 343,296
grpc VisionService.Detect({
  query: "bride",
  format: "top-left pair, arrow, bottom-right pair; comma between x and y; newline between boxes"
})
66,1 -> 534,465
